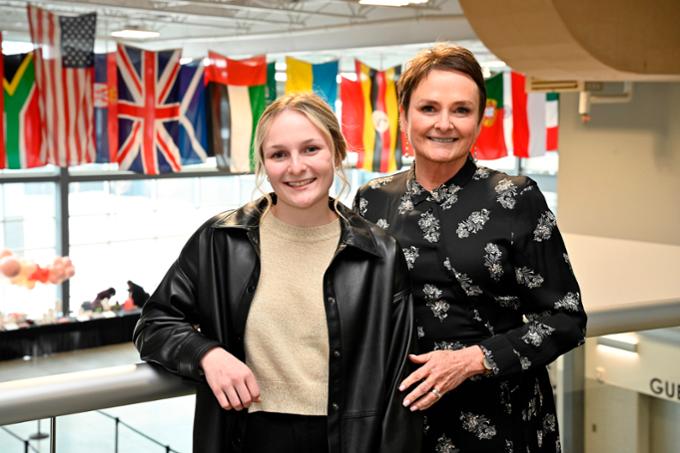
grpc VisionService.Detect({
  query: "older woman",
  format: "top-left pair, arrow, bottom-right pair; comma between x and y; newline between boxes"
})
354,44 -> 587,452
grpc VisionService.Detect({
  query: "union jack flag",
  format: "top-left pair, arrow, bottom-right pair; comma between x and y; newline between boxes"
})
116,44 -> 182,174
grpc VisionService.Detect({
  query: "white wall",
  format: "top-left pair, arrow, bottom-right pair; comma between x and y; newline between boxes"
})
558,83 -> 680,246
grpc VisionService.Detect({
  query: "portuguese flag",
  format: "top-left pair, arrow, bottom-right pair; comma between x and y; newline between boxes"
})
205,51 -> 266,173
474,71 -> 560,160
2,52 -> 45,169
474,71 -> 507,160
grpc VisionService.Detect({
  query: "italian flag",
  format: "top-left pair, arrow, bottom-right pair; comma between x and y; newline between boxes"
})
205,51 -> 266,173
474,71 -> 559,160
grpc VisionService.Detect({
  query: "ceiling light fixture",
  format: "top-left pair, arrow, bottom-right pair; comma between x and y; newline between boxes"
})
111,26 -> 160,40
359,0 -> 428,6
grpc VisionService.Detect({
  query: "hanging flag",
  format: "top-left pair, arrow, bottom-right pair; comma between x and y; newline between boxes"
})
342,60 -> 402,173
205,51 -> 266,173
473,71 -> 508,160
474,71 -> 560,160
178,61 -> 208,165
545,92 -> 559,151
94,52 -> 118,163
340,76 -> 364,157
27,4 -> 97,167
266,61 -> 277,105
2,52 -> 45,169
285,57 -> 338,108
116,44 -> 182,174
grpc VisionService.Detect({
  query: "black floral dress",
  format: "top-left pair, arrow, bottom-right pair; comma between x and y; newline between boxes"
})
354,157 -> 587,453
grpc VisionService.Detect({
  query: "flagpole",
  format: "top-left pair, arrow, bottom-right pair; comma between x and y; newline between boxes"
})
56,166 -> 70,317
515,156 -> 524,176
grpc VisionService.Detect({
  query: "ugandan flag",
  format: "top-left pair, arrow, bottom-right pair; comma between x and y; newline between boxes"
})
284,57 -> 338,108
1,52 -> 45,169
205,51 -> 266,173
341,60 -> 402,173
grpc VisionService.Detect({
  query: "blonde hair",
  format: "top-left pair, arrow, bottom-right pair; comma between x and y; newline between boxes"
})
253,92 -> 350,216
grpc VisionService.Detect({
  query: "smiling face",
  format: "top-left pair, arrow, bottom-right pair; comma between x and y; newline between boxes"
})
262,109 -> 336,224
401,69 -> 482,177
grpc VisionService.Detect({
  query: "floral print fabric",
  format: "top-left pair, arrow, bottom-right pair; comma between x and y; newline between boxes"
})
354,157 -> 587,452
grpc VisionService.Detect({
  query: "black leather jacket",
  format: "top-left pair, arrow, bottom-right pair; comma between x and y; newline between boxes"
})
133,198 -> 422,453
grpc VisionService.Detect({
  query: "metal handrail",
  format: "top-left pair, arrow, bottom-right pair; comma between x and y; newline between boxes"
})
1,298 -> 679,428
586,297 -> 680,337
0,363 -> 193,426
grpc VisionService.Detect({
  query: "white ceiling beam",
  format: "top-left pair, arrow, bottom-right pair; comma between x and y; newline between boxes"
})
169,13 -> 476,57
170,0 -> 367,19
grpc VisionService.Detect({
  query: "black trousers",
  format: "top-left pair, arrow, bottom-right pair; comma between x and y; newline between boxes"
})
243,412 -> 328,453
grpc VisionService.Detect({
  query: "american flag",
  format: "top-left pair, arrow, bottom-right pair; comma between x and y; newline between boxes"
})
27,5 -> 96,167
116,44 -> 182,174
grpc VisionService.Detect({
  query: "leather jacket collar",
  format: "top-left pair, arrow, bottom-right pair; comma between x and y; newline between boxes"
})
211,195 -> 380,257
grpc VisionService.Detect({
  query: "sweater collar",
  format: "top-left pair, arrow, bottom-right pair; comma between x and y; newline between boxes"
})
211,195 -> 380,257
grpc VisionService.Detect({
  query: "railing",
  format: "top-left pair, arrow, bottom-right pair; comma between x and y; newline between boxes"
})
2,297 -> 679,428
0,363 -> 193,427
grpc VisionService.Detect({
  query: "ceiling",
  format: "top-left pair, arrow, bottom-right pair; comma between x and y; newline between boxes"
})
0,0 -> 506,72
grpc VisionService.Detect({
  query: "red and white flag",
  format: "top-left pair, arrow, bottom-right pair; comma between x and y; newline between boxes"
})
27,4 -> 97,167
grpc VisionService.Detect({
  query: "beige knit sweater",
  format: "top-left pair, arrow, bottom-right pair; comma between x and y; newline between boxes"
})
245,212 -> 340,415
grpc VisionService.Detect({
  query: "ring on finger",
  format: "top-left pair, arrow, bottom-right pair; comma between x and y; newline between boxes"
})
430,387 -> 442,399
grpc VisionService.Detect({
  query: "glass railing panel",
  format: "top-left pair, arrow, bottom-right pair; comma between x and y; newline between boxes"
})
0,396 -> 194,453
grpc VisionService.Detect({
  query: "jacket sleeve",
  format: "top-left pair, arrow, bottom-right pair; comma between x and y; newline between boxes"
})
133,227 -> 222,381
479,179 -> 587,378
380,246 -> 423,453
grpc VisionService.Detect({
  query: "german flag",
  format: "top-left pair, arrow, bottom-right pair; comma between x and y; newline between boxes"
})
341,60 -> 402,173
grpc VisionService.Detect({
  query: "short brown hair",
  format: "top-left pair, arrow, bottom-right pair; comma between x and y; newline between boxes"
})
398,44 -> 487,123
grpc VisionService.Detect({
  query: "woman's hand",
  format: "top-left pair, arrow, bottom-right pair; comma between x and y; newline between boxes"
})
399,345 -> 487,411
200,347 -> 261,411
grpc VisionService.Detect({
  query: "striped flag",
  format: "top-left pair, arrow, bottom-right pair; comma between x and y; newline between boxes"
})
266,61 -> 277,104
94,52 -> 118,163
205,51 -> 266,173
178,62 -> 209,165
2,52 -> 45,169
473,71 -> 508,160
116,44 -> 182,174
27,4 -> 96,167
474,71 -> 560,160
285,57 -> 338,108
341,60 -> 402,173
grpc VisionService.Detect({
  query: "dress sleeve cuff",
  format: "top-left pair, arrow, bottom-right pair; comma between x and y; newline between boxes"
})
479,335 -> 519,377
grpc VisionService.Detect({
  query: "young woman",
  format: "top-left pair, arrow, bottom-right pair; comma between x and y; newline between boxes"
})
355,44 -> 587,452
134,93 -> 421,453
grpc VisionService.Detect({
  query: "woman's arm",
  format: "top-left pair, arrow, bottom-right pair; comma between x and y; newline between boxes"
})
478,179 -> 587,378
132,231 -> 222,381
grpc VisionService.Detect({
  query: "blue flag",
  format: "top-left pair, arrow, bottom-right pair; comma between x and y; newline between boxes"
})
178,62 -> 208,165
